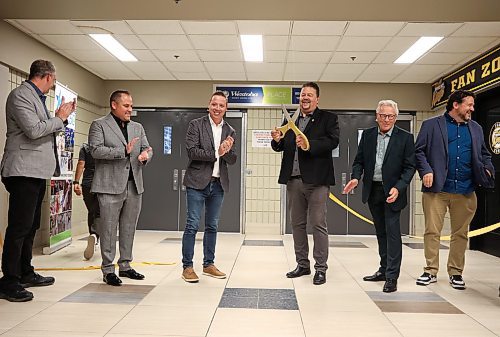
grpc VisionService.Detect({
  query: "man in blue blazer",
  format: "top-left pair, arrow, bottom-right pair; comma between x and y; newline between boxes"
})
344,100 -> 416,292
415,89 -> 494,290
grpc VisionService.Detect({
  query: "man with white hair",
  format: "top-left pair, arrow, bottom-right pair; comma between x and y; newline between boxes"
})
344,100 -> 416,293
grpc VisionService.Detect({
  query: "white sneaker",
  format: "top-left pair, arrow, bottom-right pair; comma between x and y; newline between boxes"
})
416,272 -> 437,286
84,234 -> 97,260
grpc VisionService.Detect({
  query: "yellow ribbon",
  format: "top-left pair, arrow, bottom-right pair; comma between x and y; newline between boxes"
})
329,192 -> 500,241
35,261 -> 176,272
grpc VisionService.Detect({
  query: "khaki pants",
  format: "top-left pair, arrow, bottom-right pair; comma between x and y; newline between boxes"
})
422,192 -> 477,276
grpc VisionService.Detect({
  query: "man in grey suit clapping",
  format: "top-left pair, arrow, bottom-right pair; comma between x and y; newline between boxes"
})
89,90 -> 152,286
181,92 -> 237,283
0,60 -> 75,302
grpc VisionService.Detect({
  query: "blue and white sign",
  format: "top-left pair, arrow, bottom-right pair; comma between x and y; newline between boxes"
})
215,85 -> 302,107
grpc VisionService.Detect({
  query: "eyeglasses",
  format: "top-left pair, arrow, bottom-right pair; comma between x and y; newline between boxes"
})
377,113 -> 396,121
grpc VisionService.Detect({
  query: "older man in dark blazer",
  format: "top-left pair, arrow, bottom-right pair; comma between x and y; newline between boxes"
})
415,89 -> 494,290
344,100 -> 416,293
271,82 -> 339,285
0,60 -> 74,302
181,92 -> 237,283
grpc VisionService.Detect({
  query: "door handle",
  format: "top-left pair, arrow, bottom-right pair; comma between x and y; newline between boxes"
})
181,170 -> 186,191
349,173 -> 355,194
341,172 -> 347,194
173,169 -> 178,191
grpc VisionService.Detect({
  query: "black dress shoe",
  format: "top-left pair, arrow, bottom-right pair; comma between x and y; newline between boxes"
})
313,271 -> 326,285
119,269 -> 145,280
103,273 -> 122,286
363,271 -> 386,282
0,284 -> 33,302
20,272 -> 55,288
383,278 -> 397,293
286,265 -> 311,278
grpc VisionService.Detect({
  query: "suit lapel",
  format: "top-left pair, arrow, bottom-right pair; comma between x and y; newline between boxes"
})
104,113 -> 127,146
23,82 -> 49,121
203,115 -> 215,148
383,127 -> 397,164
302,109 -> 317,135
437,115 -> 448,156
367,128 -> 378,169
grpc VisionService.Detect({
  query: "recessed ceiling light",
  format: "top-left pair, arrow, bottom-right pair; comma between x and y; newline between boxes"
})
89,34 -> 137,62
394,36 -> 443,64
240,35 -> 263,62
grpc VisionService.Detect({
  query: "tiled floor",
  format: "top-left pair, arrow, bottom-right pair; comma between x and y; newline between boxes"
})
1,232 -> 499,337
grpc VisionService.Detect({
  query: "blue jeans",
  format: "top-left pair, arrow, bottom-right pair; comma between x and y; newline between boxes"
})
182,180 -> 224,268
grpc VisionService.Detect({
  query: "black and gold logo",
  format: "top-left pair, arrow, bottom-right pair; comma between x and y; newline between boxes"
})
490,122 -> 500,155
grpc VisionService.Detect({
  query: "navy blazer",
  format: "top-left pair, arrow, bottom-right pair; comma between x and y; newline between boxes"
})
415,114 -> 495,192
271,108 -> 339,186
351,126 -> 416,212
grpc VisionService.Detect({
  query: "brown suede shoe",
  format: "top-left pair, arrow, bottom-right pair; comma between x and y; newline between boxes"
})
182,267 -> 199,283
202,265 -> 226,279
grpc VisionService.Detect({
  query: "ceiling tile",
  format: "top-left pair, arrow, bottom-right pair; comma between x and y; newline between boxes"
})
398,23 -> 464,37
246,72 -> 283,81
372,51 -> 405,64
209,72 -> 247,80
190,35 -> 239,50
126,20 -> 184,34
82,62 -> 140,80
452,22 -> 500,37
12,19 -> 82,34
152,50 -> 200,62
287,51 -> 332,63
320,63 -> 368,82
432,37 -> 497,53
71,20 -> 134,34
245,62 -> 285,73
163,62 -> 206,72
356,64 -> 408,82
289,36 -> 340,51
59,49 -> 116,62
124,62 -> 174,80
416,52 -> 474,65
181,21 -> 237,35
205,62 -> 245,73
197,50 -> 243,62
39,35 -> 100,50
139,35 -> 192,50
337,36 -> 392,52
237,21 -> 291,35
291,21 -> 347,36
264,36 -> 289,50
392,64 -> 451,83
172,72 -> 211,80
330,51 -> 378,64
283,72 -> 321,82
115,35 -> 147,49
130,50 -> 158,62
383,37 -> 419,51
345,21 -> 405,36
284,63 -> 324,81
265,50 -> 287,62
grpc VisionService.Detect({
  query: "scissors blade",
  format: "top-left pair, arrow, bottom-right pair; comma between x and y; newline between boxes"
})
281,104 -> 293,123
291,107 -> 301,123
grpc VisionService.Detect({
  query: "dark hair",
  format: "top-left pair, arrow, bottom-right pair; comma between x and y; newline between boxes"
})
302,82 -> 320,97
28,60 -> 55,80
109,90 -> 131,108
210,91 -> 228,105
446,89 -> 475,112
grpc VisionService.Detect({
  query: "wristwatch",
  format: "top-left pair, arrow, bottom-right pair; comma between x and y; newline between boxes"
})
73,181 -> 80,185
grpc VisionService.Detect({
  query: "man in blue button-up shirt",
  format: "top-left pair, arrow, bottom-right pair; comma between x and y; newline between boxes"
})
415,89 -> 495,290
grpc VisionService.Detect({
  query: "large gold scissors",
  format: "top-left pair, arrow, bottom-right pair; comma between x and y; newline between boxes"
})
276,105 -> 310,151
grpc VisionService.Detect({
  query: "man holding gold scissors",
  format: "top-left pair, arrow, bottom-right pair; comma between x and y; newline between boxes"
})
271,82 -> 339,285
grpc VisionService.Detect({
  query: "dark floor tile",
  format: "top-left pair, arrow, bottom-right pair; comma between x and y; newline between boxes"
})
375,301 -> 463,314
219,296 -> 258,309
403,242 -> 448,249
259,288 -> 296,300
222,288 -> 259,298
329,241 -> 368,248
258,297 -> 298,310
220,288 -> 298,310
366,291 -> 446,302
60,283 -> 154,304
243,240 -> 284,246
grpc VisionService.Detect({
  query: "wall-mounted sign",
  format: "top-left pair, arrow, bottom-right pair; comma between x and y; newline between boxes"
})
214,85 -> 302,107
490,121 -> 500,155
252,130 -> 273,148
431,44 -> 500,109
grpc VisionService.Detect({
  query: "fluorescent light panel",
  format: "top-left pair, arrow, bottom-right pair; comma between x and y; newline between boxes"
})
89,34 -> 137,62
240,35 -> 263,62
394,36 -> 443,64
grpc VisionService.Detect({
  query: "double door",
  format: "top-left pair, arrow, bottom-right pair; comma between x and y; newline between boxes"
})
133,109 -> 243,232
285,112 -> 413,235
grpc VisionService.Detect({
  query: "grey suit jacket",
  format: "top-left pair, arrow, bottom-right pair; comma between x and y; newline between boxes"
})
1,81 -> 65,179
89,113 -> 152,195
183,115 -> 237,192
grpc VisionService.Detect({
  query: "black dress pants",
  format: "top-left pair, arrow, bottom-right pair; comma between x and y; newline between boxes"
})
367,182 -> 402,280
1,176 -> 46,285
82,185 -> 99,238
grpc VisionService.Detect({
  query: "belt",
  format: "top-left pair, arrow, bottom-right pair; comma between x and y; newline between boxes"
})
211,177 -> 220,182
290,175 -> 302,180
372,181 -> 383,186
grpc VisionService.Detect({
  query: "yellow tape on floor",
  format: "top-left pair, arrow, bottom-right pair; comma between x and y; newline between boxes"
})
35,261 -> 176,272
329,192 -> 500,241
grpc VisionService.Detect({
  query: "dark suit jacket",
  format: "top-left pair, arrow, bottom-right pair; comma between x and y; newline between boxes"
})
182,115 -> 237,192
351,126 -> 416,212
271,108 -> 339,186
415,114 -> 495,192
